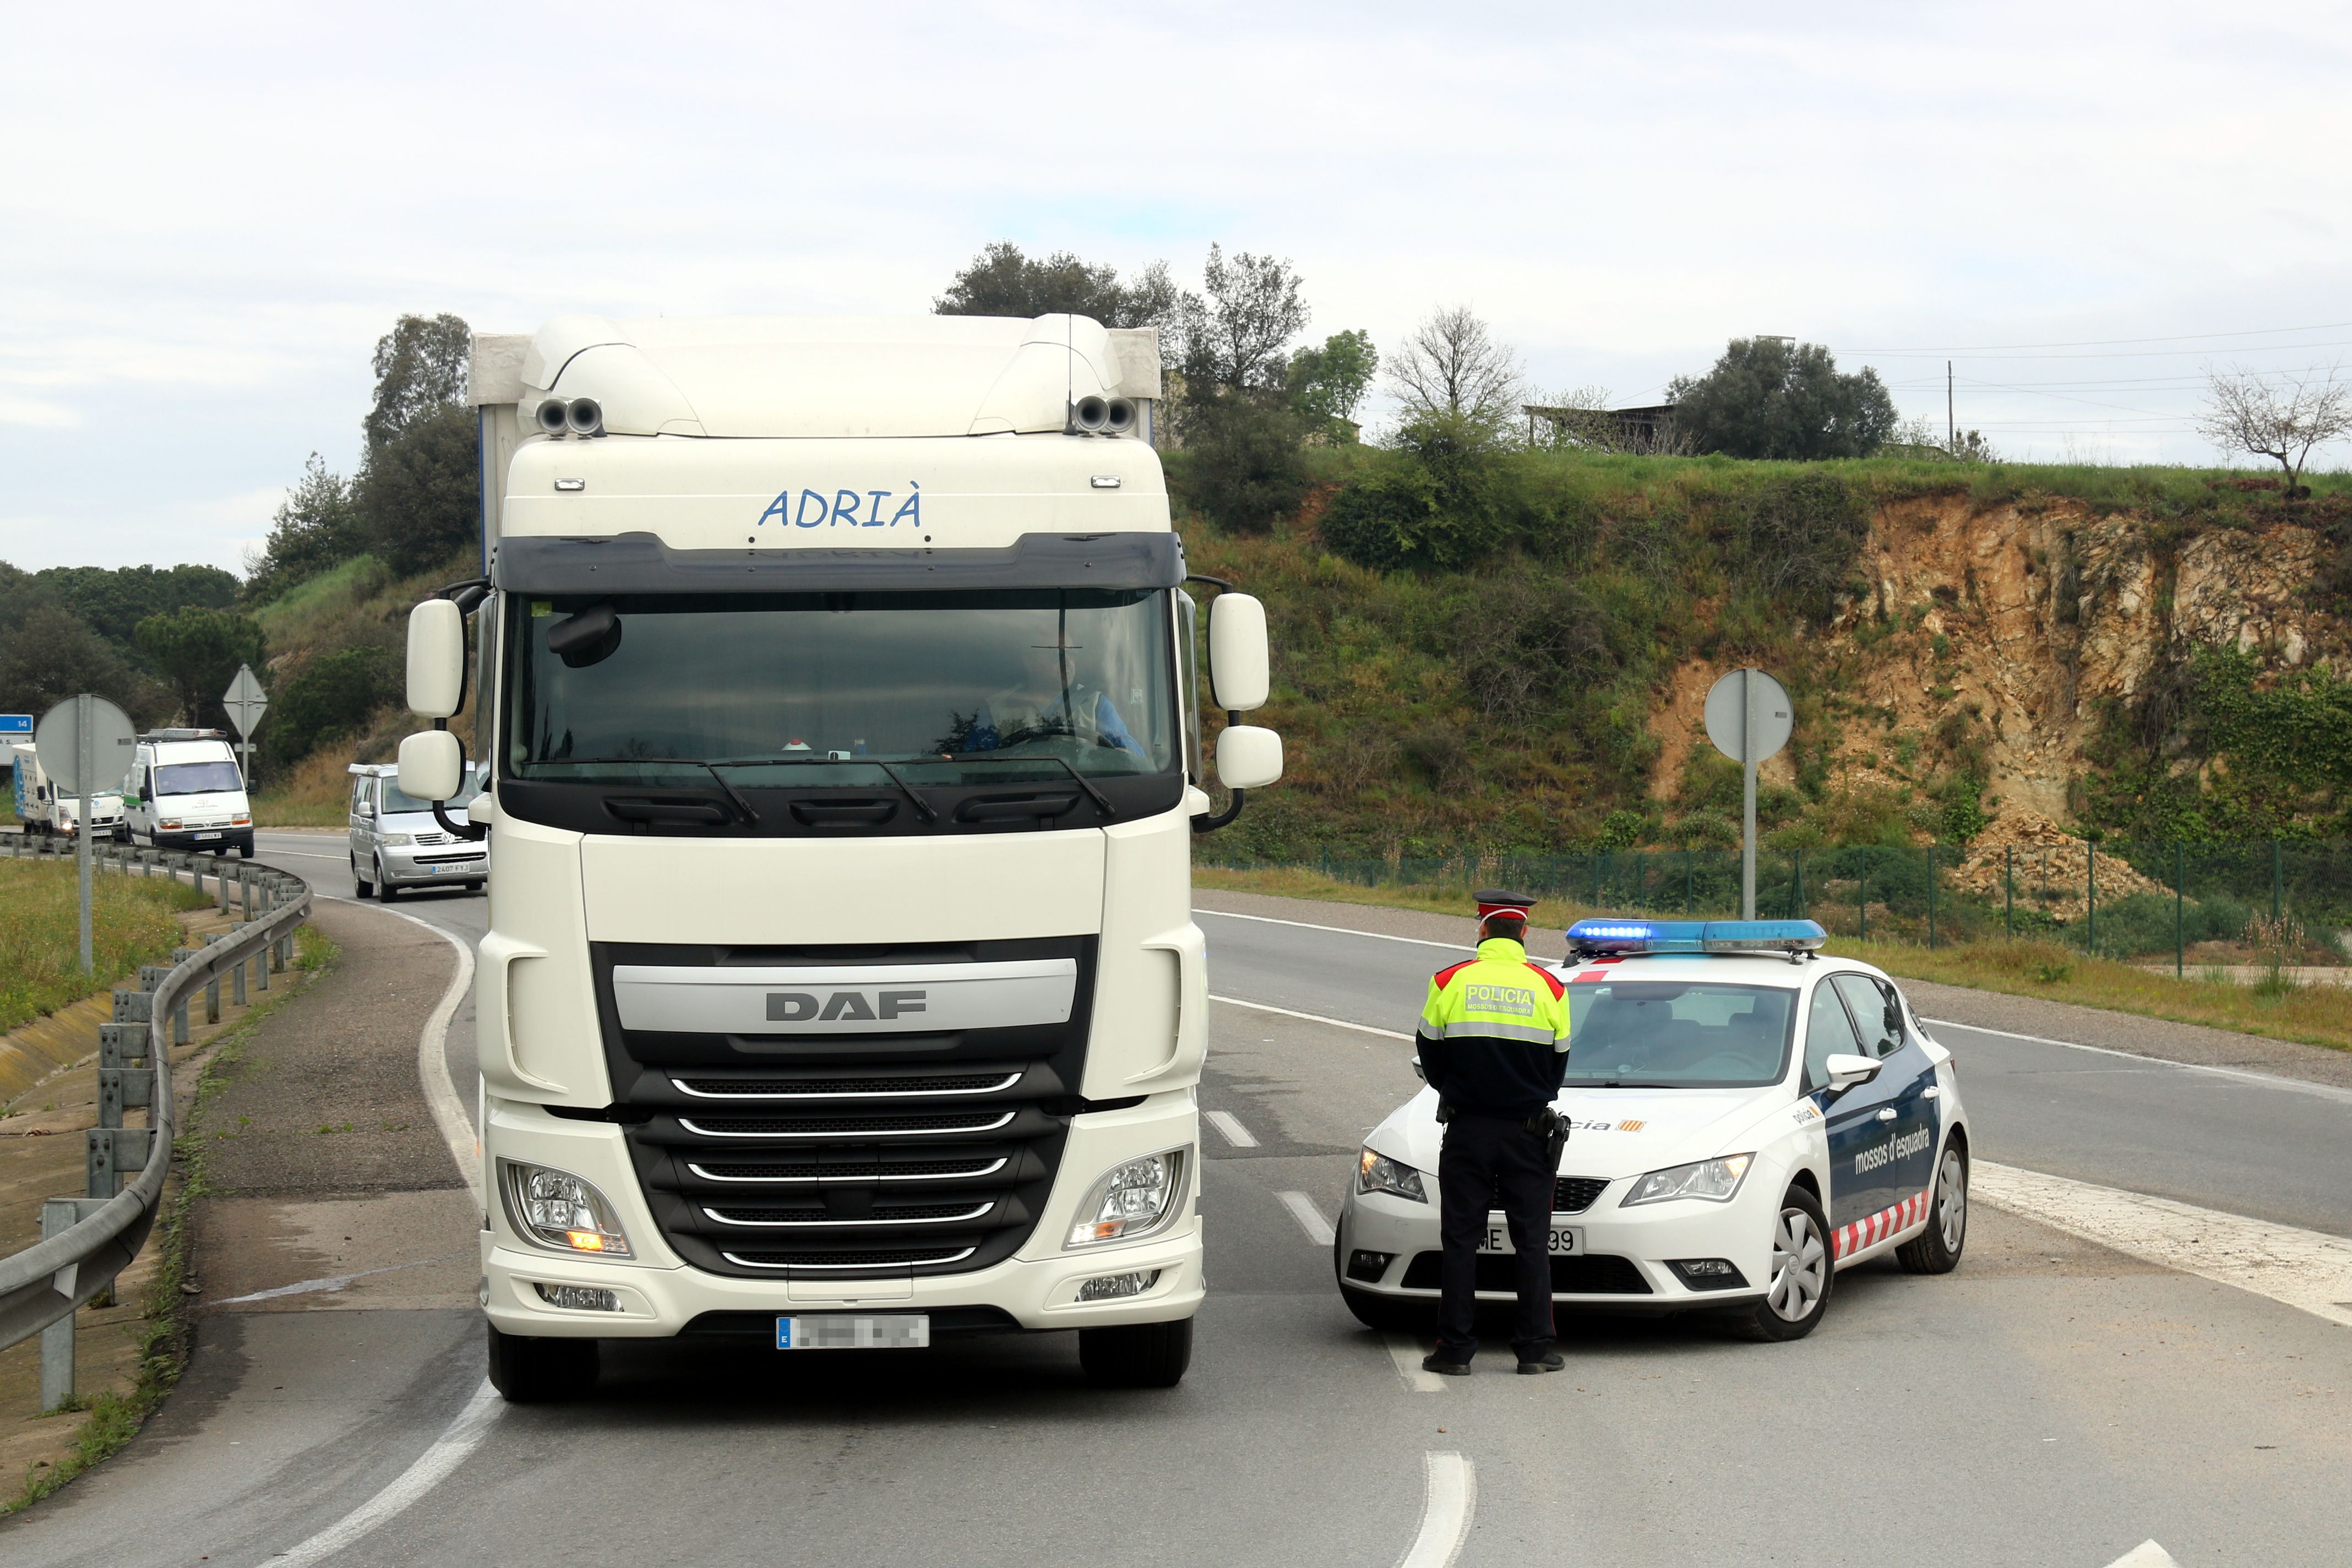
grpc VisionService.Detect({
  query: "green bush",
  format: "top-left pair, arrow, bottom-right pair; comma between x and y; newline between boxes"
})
1321,415 -> 1517,571
264,647 -> 397,770
1169,394 -> 1309,533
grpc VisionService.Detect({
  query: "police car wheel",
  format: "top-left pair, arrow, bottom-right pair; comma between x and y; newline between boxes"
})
1728,1185 -> 1833,1342
1896,1137 -> 1969,1275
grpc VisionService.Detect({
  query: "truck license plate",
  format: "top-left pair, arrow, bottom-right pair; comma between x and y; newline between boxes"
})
1478,1226 -> 1582,1256
776,1314 -> 929,1350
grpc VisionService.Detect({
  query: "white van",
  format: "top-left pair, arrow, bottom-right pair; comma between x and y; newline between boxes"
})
347,761 -> 488,898
125,729 -> 254,857
11,743 -> 128,841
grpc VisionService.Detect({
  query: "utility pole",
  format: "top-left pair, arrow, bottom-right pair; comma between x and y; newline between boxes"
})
1947,360 -> 1955,450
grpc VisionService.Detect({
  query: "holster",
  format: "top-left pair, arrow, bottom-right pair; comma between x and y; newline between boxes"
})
1529,1109 -> 1570,1170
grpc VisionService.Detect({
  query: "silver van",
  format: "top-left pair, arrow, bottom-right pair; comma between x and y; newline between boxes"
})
347,762 -> 488,899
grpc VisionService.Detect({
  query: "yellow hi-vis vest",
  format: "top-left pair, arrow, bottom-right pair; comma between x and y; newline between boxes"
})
1415,937 -> 1572,1114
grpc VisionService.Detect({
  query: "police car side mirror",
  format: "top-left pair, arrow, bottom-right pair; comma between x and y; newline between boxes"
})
1823,1053 -> 1880,1095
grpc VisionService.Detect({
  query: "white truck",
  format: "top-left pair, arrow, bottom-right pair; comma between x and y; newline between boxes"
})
396,314 -> 1283,1400
10,742 -> 128,841
124,729 -> 255,857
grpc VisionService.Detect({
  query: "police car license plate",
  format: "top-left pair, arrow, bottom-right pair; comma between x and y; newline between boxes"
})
776,1314 -> 929,1350
1478,1226 -> 1582,1256
195,831 -> 221,841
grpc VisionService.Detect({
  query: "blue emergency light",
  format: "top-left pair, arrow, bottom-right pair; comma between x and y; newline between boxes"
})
1566,917 -> 1827,958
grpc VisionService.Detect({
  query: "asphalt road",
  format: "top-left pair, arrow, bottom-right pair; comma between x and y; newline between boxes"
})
3,837 -> 2344,1567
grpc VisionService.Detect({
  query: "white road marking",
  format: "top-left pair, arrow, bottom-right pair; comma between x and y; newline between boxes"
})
2103,1543 -> 2180,1567
254,848 -> 347,860
1396,1451 -> 1475,1568
1384,1331 -> 1446,1393
210,1251 -> 469,1305
1212,993 -> 1413,1041
1200,907 -> 1469,951
1277,1190 -> 1336,1245
1205,1109 -> 1259,1148
1975,1161 -> 2352,1328
321,894 -> 483,1202
1925,1016 -> 2352,1107
264,1379 -> 500,1566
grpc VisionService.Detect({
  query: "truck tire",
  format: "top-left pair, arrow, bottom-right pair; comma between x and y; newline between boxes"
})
1078,1317 -> 1193,1389
486,1322 -> 598,1402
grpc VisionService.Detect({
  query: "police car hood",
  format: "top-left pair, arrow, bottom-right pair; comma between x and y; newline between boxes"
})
1380,1084 -> 1791,1182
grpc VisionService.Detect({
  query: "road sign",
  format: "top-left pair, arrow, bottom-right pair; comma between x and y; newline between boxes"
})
223,663 -> 269,740
35,695 -> 137,798
0,714 -> 30,738
1702,669 -> 1792,921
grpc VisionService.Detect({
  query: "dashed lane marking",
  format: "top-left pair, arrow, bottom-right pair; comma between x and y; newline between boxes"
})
1277,1190 -> 1336,1246
1396,1451 -> 1475,1568
1199,908 -> 1468,951
1384,1332 -> 1446,1393
1975,1161 -> 2352,1328
265,1379 -> 501,1566
1205,1109 -> 1259,1148
2103,1543 -> 2180,1567
1211,993 -> 1413,1041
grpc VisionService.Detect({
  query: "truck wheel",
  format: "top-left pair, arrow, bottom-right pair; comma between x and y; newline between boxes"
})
352,858 -> 374,899
486,1322 -> 598,1402
1725,1185 -> 1833,1342
1079,1317 -> 1193,1389
1896,1138 -> 1969,1275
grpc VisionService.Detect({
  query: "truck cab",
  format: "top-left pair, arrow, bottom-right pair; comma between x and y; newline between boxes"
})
126,730 -> 255,857
397,314 -> 1281,1399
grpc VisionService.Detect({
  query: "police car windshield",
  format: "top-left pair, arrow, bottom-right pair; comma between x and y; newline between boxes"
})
507,588 -> 1175,786
1564,980 -> 1798,1089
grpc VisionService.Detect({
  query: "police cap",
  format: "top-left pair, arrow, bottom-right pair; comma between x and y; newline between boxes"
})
1473,888 -> 1537,922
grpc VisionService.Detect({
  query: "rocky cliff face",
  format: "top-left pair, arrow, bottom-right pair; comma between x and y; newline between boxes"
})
1650,496 -> 2346,841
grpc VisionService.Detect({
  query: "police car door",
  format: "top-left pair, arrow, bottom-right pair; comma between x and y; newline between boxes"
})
1802,979 -> 1904,1231
1832,974 -> 1939,1220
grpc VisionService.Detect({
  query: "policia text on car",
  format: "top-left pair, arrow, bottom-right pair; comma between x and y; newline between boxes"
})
1414,890 -> 1572,1375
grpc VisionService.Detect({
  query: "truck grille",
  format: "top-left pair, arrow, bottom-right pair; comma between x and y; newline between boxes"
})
594,936 -> 1096,1281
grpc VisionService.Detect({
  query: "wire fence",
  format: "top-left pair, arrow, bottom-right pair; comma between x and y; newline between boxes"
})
1198,840 -> 2352,968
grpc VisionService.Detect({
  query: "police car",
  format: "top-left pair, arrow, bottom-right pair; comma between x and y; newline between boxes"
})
1333,918 -> 1969,1341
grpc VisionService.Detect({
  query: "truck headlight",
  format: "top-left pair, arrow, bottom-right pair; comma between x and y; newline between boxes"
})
1066,1149 -> 1186,1248
379,832 -> 413,847
500,1160 -> 633,1257
1357,1147 -> 1428,1203
1620,1154 -> 1754,1207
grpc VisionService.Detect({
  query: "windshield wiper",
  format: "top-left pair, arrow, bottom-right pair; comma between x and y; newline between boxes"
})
944,753 -> 1118,819
536,756 -> 761,824
704,754 -> 938,825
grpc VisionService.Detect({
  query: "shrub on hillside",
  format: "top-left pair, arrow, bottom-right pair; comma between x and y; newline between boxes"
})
1732,471 -> 1869,621
264,647 -> 398,771
1453,576 -> 1618,725
1172,394 -> 1310,532
1321,415 -> 1517,570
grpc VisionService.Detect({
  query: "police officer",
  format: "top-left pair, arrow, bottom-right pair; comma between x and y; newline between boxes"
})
1416,889 -> 1572,1376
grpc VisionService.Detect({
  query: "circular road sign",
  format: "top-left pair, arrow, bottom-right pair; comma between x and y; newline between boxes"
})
35,695 -> 138,797
1703,668 -> 1792,766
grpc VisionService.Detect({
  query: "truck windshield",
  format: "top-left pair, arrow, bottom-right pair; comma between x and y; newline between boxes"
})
155,760 -> 243,797
507,588 -> 1177,785
1564,981 -> 1798,1088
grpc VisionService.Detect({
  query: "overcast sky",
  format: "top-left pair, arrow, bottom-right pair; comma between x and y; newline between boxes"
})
5,3 -> 2350,574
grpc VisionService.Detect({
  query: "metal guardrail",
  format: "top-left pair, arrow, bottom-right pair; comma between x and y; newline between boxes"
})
0,835 -> 311,1405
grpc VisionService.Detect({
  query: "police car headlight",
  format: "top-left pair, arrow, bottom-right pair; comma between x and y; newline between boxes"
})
1357,1147 -> 1428,1203
1066,1149 -> 1186,1248
1620,1154 -> 1754,1207
500,1160 -> 633,1257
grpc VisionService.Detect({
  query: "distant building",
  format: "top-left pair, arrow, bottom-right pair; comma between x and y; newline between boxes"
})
1522,401 -> 1681,451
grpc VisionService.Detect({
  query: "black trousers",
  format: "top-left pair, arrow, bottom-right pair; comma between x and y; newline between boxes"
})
1435,1112 -> 1557,1363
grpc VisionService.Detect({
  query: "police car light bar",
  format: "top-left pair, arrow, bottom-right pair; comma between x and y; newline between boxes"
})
1566,918 -> 1828,957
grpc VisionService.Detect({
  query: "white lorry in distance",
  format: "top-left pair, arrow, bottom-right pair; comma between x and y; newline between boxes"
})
10,743 -> 128,841
124,729 -> 255,857
398,314 -> 1283,1401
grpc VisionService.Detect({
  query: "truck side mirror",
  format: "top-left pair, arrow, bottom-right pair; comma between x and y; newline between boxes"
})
1215,725 -> 1283,791
1207,592 -> 1269,712
398,729 -> 464,803
407,600 -> 466,719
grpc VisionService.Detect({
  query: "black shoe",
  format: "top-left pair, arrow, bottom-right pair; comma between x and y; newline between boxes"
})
1515,1352 -> 1566,1375
1420,1353 -> 1473,1376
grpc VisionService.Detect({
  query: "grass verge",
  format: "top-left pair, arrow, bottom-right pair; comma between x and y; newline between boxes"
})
0,860 -> 211,1034
1194,866 -> 2352,1054
0,923 -> 334,1517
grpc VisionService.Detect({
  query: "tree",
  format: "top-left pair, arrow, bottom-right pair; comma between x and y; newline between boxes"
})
1170,244 -> 1309,393
1169,394 -> 1311,532
244,453 -> 364,605
1385,307 -> 1528,429
933,242 -> 1182,329
358,405 -> 481,577
263,646 -> 397,770
2198,369 -> 2352,491
1667,338 -> 1897,460
31,563 -> 241,647
1287,330 -> 1380,439
1319,414 -> 1519,571
134,606 -> 267,728
364,313 -> 471,453
0,605 -> 172,729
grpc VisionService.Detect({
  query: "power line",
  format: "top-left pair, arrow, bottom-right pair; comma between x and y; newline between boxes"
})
1842,320 -> 2352,353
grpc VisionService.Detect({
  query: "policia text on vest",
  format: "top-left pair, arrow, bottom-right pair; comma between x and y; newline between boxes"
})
1416,890 -> 1572,1375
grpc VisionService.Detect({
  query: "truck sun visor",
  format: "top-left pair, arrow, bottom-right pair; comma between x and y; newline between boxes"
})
494,530 -> 1184,596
